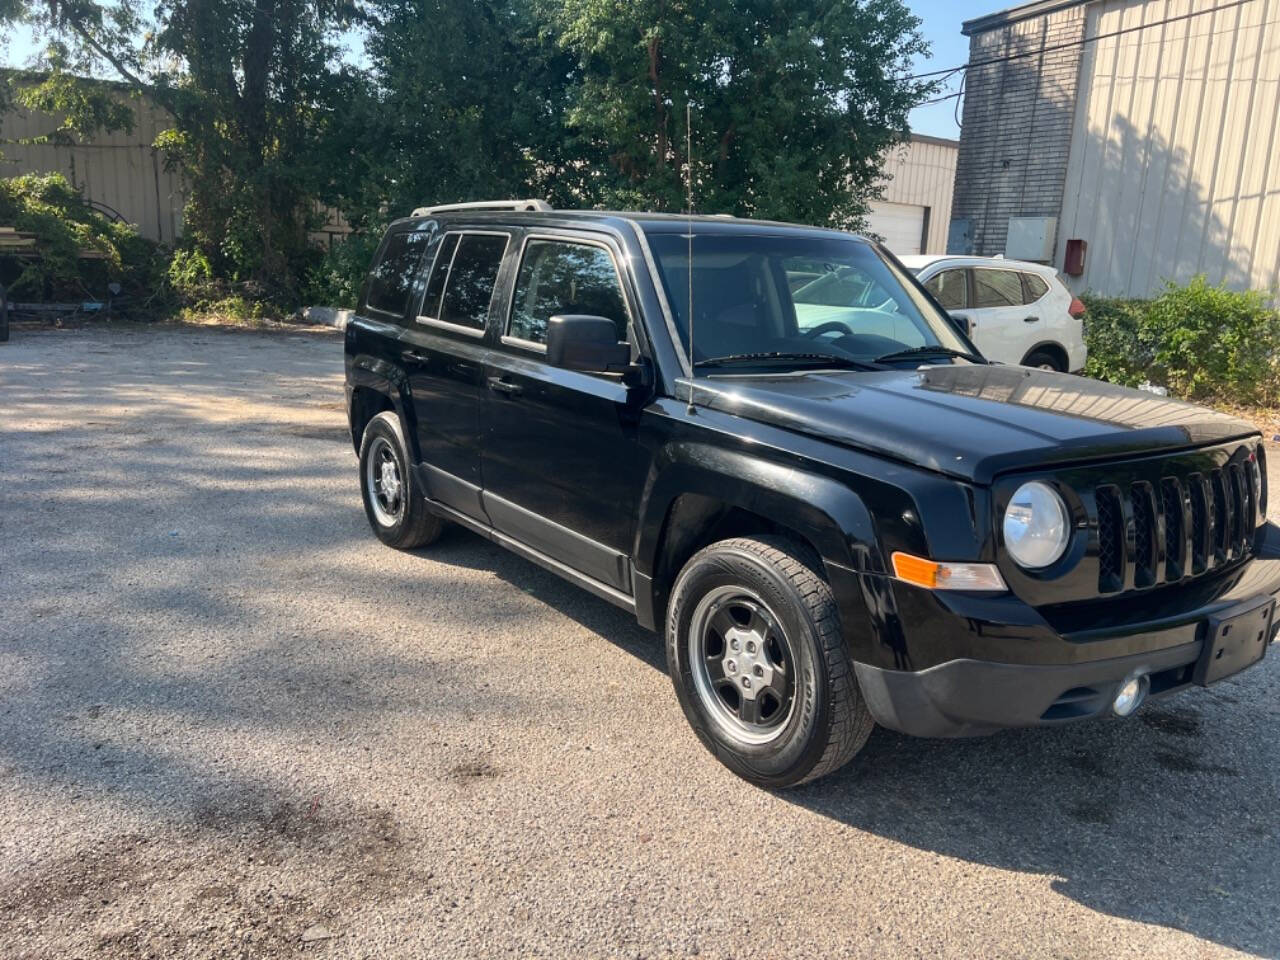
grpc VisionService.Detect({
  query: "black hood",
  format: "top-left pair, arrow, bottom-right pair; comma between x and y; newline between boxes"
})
686,363 -> 1258,484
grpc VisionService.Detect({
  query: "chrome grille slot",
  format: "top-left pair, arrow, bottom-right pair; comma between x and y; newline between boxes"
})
1210,469 -> 1229,564
1131,482 -> 1157,589
1160,477 -> 1184,581
1188,474 -> 1209,574
1095,486 -> 1125,594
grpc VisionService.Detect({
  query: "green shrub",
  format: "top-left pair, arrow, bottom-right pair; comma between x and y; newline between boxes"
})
167,247 -> 215,298
1145,276 -> 1280,405
0,173 -> 166,302
1081,294 -> 1149,387
1083,277 -> 1280,406
301,232 -> 381,309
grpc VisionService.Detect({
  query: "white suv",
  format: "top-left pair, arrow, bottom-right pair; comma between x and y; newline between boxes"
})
899,255 -> 1086,372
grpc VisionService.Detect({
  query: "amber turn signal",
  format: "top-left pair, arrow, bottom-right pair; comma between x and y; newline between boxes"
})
891,551 -> 1007,592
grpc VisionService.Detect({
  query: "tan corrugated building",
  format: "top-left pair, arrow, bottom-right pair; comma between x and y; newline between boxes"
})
868,133 -> 959,255
950,0 -> 1280,298
1,87 -> 186,244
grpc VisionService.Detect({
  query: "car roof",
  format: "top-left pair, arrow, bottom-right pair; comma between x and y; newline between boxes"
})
388,208 -> 873,244
899,254 -> 1057,274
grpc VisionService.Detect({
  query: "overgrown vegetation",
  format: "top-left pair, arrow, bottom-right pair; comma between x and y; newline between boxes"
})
0,172 -> 164,301
1,0 -> 934,308
1083,277 -> 1280,406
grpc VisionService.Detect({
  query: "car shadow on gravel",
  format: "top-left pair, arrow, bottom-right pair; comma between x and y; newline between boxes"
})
784,686 -> 1280,957
414,527 -> 1280,956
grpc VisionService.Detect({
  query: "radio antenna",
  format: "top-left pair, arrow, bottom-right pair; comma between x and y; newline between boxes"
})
685,100 -> 696,415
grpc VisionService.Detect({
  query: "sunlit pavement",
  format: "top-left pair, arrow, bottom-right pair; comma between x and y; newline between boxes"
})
1,325 -> 1277,959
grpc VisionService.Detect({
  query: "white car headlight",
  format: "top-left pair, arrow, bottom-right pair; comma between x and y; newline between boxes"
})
1003,481 -> 1070,569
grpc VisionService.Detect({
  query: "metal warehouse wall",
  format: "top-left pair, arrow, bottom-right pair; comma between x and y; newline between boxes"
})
879,135 -> 959,253
2,94 -> 186,244
1059,0 -> 1280,297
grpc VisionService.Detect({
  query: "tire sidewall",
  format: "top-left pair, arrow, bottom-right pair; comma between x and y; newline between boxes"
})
667,545 -> 833,786
359,412 -> 413,546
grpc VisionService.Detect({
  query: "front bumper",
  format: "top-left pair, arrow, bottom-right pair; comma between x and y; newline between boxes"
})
845,524 -> 1280,738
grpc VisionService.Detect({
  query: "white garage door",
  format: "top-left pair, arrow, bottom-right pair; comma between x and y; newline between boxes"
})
866,201 -> 926,255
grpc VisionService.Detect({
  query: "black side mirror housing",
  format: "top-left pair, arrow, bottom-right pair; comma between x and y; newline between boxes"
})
546,315 -> 631,373
948,313 -> 972,336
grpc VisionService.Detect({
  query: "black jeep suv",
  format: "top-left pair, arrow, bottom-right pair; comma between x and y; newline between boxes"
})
345,200 -> 1279,787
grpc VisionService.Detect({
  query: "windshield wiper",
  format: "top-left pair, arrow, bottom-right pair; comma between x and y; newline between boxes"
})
873,345 -> 987,364
694,352 -> 879,371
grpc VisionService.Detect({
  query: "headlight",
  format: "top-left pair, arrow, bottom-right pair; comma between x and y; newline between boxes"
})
1003,481 -> 1070,569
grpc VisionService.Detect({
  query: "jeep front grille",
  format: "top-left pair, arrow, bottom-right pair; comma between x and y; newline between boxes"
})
1095,457 -> 1258,595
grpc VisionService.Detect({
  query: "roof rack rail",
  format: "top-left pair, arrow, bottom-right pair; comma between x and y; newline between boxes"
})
411,199 -> 553,217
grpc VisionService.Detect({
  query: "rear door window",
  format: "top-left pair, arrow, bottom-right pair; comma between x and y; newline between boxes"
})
366,230 -> 430,318
924,269 -> 968,310
973,269 -> 1024,308
507,239 -> 629,346
436,233 -> 509,331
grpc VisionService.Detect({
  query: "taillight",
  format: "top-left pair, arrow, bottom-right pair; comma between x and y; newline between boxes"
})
1068,297 -> 1086,319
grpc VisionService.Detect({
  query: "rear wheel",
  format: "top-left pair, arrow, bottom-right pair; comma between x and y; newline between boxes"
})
359,411 -> 443,549
1024,348 -> 1065,372
665,535 -> 873,788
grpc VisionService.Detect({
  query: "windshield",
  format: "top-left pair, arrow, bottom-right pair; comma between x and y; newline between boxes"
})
646,231 -> 970,368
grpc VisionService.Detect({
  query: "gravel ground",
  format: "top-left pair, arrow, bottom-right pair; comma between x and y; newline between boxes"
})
2,325 -> 1279,960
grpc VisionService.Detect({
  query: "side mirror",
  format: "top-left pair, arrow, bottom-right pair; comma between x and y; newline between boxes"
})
546,314 -> 630,373
948,312 -> 972,336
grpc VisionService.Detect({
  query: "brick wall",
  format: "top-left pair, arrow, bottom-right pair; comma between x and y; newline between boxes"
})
949,2 -> 1088,257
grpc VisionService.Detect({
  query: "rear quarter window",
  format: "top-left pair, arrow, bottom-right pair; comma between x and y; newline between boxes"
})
365,230 -> 430,318
1022,273 -> 1049,302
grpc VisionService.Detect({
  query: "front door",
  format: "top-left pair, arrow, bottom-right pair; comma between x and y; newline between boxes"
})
479,232 -> 650,595
400,229 -> 511,520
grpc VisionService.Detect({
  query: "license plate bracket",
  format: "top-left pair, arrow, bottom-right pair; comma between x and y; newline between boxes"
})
1194,595 -> 1274,686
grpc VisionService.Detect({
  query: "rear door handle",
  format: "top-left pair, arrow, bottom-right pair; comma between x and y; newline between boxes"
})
487,376 -> 523,397
1023,316 -> 1040,323
401,349 -> 430,363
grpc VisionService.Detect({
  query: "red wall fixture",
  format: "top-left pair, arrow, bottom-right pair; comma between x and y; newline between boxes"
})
1064,238 -> 1087,276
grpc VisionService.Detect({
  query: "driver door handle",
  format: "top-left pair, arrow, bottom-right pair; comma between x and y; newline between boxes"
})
487,376 -> 523,397
1023,316 -> 1040,323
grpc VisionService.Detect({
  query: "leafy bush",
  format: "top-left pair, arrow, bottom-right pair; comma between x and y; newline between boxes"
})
167,247 -> 215,298
0,173 -> 166,301
1081,295 -> 1149,387
301,232 -> 380,309
1083,277 -> 1280,406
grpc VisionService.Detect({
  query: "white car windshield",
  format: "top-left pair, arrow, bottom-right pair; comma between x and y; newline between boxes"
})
646,231 -> 971,368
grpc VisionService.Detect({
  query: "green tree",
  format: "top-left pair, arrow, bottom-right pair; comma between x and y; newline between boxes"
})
9,0 -> 364,298
540,0 -> 933,227
345,0 -> 575,223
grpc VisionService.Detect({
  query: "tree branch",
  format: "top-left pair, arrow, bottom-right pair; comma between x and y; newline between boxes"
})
62,16 -> 175,115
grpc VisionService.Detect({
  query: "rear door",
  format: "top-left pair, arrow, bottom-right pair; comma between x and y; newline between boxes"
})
478,231 -> 651,596
969,267 -> 1033,365
348,224 -> 432,439
399,228 -> 512,521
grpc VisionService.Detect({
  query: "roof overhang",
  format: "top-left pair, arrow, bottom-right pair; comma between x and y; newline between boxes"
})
962,0 -> 1089,36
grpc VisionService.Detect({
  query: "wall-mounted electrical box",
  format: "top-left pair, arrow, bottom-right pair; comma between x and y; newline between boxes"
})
1064,238 -> 1087,276
1005,217 -> 1057,262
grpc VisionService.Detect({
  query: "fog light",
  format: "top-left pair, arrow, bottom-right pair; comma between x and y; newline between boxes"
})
1112,675 -> 1149,717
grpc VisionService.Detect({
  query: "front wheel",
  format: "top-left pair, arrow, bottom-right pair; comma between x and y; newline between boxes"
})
665,536 -> 873,788
358,411 -> 443,549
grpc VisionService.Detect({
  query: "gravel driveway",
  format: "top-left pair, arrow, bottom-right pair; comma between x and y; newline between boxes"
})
2,326 -> 1278,959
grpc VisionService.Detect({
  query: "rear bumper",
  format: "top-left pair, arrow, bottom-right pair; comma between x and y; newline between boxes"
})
849,524 -> 1280,737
